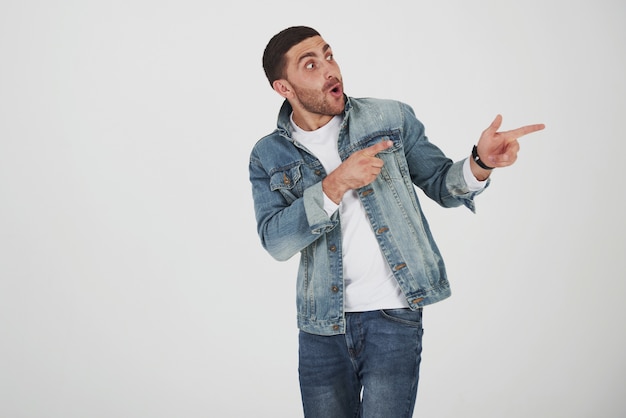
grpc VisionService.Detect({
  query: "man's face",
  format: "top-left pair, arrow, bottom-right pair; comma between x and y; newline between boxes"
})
280,36 -> 345,118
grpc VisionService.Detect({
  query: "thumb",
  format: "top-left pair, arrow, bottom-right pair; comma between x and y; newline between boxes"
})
485,114 -> 503,135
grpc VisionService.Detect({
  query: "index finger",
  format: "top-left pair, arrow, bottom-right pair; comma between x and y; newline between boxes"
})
364,140 -> 393,156
503,123 -> 546,139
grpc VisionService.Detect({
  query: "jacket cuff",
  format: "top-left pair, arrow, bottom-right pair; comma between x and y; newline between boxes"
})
303,182 -> 339,234
446,159 -> 490,213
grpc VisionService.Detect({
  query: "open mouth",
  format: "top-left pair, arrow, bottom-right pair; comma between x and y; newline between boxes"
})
329,83 -> 343,98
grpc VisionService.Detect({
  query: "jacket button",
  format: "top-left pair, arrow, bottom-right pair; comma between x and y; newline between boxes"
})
331,286 -> 339,293
394,263 -> 407,271
377,227 -> 389,234
412,298 -> 424,304
329,245 -> 337,252
332,325 -> 340,331
314,169 -> 322,176
283,173 -> 290,185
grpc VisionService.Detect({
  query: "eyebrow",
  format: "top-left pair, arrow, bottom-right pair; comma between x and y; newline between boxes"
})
297,44 -> 331,65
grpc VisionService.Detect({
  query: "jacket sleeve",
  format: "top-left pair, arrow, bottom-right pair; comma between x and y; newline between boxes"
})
249,152 -> 339,261
400,102 -> 488,212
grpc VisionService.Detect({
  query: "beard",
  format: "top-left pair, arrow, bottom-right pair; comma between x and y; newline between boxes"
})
291,79 -> 345,116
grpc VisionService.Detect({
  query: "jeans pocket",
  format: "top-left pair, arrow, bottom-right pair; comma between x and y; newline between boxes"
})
379,308 -> 423,328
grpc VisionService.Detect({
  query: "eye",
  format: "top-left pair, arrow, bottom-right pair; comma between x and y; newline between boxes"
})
305,62 -> 315,70
326,54 -> 334,61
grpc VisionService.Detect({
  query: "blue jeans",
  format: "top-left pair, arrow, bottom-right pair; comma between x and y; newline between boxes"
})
298,308 -> 424,418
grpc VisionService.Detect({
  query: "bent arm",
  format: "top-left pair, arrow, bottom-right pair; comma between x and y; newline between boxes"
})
400,104 -> 486,211
249,160 -> 337,261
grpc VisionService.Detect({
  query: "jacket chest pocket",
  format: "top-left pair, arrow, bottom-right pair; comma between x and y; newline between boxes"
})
270,163 -> 303,204
350,131 -> 404,180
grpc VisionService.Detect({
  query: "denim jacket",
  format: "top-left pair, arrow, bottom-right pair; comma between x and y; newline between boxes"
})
249,96 -> 487,336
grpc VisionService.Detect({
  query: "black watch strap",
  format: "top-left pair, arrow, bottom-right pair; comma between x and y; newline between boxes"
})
472,145 -> 495,170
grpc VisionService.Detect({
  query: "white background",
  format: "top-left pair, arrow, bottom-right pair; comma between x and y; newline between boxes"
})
1,1 -> 624,417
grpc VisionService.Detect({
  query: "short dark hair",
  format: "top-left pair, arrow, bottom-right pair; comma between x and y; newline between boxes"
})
262,26 -> 320,87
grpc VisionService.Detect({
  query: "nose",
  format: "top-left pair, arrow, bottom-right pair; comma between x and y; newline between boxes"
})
323,60 -> 340,80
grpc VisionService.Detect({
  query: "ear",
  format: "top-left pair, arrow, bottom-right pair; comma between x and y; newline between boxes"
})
272,79 -> 292,99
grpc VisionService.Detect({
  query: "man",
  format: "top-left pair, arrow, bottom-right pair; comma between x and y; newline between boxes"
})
249,26 -> 544,418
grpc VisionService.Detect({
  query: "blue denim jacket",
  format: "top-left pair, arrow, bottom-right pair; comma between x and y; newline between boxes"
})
249,96 -> 487,336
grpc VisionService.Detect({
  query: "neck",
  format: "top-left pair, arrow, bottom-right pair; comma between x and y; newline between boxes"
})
291,111 -> 334,132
